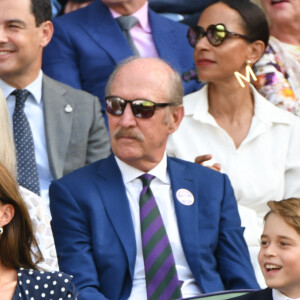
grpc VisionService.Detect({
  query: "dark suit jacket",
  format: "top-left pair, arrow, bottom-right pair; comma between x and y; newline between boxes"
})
42,0 -> 201,117
149,0 -> 216,14
42,75 -> 110,179
232,288 -> 273,300
50,154 -> 259,300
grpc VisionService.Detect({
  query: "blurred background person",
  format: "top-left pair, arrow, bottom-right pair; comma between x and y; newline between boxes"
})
0,162 -> 75,299
0,88 -> 58,271
254,0 -> 300,116
60,0 -> 93,14
42,0 -> 201,124
167,0 -> 300,286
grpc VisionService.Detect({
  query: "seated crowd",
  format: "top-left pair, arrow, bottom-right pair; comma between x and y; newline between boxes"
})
0,0 -> 299,299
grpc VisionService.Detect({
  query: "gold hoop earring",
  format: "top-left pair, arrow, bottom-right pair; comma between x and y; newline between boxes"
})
234,60 -> 257,88
0,227 -> 3,235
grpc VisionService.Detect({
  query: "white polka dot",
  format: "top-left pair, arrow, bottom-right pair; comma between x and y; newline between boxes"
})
53,281 -> 57,285
34,285 -> 39,289
64,278 -> 69,283
50,290 -> 54,295
36,276 -> 41,280
44,283 -> 48,288
61,287 -> 66,292
58,273 -> 63,277
41,293 -> 46,298
25,290 -> 29,294
26,279 -> 30,284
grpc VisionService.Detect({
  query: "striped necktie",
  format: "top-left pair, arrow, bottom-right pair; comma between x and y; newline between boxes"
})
139,174 -> 182,300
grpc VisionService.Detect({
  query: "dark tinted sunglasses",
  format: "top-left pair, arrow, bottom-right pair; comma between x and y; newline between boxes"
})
105,96 -> 176,119
187,23 -> 250,47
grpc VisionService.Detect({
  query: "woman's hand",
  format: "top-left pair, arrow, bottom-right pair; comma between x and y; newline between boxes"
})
194,154 -> 221,172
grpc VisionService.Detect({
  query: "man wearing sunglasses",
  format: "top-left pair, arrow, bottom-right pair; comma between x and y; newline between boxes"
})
50,57 -> 259,300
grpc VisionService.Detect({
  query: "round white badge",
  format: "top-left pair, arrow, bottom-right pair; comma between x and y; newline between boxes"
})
176,189 -> 194,206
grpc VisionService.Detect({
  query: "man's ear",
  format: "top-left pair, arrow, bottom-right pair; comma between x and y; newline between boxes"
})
40,20 -> 54,48
168,105 -> 184,134
0,203 -> 15,228
247,40 -> 265,64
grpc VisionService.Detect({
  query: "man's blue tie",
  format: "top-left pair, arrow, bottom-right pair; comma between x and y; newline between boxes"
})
13,89 -> 40,195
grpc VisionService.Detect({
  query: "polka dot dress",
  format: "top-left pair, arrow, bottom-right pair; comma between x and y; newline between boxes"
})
13,268 -> 76,299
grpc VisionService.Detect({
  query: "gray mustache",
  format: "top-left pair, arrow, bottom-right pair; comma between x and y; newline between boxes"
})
114,128 -> 144,141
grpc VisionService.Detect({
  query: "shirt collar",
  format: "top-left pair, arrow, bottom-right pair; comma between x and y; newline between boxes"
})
0,70 -> 43,104
273,288 -> 300,300
115,152 -> 169,184
109,1 -> 151,33
185,83 -> 294,126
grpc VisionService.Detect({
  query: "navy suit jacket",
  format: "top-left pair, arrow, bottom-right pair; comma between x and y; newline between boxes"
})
50,154 -> 259,300
42,0 -> 201,117
232,288 -> 273,300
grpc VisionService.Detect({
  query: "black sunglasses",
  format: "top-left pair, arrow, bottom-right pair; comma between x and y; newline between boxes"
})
105,96 -> 176,119
187,23 -> 250,47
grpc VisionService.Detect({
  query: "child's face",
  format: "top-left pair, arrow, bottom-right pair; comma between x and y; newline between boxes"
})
258,213 -> 300,298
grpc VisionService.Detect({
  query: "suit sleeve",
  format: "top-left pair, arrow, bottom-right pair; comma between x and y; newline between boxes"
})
86,96 -> 110,164
216,174 -> 260,289
43,19 -> 82,90
49,180 -> 109,300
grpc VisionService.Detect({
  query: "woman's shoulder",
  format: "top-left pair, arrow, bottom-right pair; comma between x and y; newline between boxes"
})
16,268 -> 75,299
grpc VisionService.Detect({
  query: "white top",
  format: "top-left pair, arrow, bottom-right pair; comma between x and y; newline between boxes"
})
115,153 -> 202,300
273,288 -> 300,300
20,186 -> 58,271
167,84 -> 300,287
0,71 -> 53,209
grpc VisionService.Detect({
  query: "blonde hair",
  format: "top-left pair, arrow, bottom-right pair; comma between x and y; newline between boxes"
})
265,198 -> 300,235
0,89 -> 16,177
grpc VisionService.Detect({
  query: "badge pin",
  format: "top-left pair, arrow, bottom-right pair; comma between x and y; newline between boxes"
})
64,104 -> 73,113
176,189 -> 194,206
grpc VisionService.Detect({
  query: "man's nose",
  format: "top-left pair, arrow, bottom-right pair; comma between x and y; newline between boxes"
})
119,103 -> 137,127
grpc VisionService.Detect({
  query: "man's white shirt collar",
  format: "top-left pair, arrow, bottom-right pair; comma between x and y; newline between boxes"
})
0,70 -> 43,104
115,152 -> 170,185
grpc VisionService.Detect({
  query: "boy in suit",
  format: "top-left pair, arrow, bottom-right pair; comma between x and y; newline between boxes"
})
233,198 -> 300,300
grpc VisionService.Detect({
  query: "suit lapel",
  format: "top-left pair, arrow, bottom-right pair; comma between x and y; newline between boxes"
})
79,1 -> 134,63
96,155 -> 137,278
150,10 -> 179,69
167,157 -> 201,281
42,75 -> 73,179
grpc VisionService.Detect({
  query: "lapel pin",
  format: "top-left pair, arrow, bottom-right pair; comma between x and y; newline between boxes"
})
176,189 -> 194,206
64,104 -> 73,113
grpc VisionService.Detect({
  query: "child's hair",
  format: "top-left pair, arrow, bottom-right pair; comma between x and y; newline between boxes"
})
264,198 -> 300,235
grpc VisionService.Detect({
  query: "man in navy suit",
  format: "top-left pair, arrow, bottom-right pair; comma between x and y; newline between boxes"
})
50,57 -> 259,300
42,0 -> 201,122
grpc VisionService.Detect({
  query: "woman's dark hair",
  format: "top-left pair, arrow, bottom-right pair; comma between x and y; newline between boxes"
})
0,163 -> 42,269
215,0 -> 269,47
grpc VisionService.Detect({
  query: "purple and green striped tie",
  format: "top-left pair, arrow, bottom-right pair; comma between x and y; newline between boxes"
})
139,174 -> 182,300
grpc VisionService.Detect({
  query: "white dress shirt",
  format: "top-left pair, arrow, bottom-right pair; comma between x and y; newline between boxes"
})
115,153 -> 202,299
0,71 -> 53,209
273,288 -> 300,300
167,84 -> 300,287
